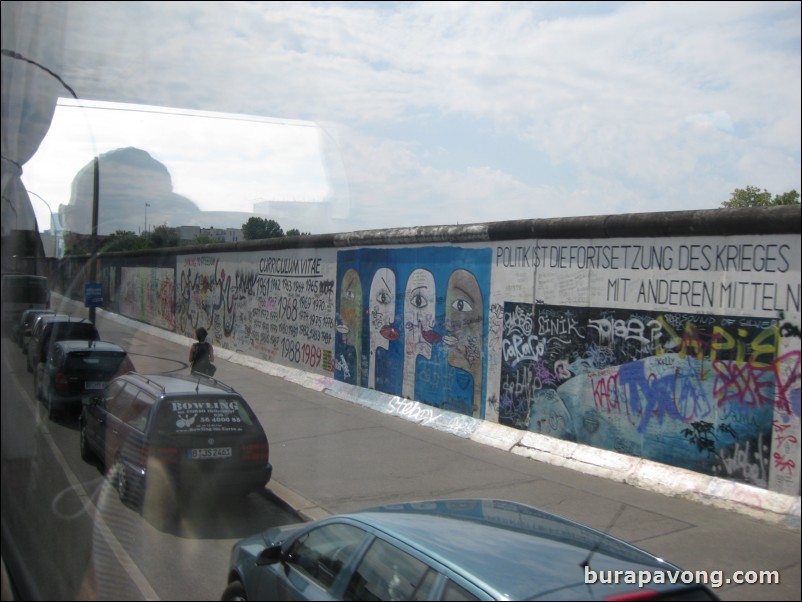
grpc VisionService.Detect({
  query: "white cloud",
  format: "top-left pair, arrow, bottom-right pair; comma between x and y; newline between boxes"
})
17,1 -> 801,234
686,111 -> 735,133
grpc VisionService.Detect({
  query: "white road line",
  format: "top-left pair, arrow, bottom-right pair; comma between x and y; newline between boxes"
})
4,353 -> 160,601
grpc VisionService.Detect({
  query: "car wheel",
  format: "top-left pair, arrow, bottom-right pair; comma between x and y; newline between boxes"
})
79,421 -> 94,462
34,370 -> 41,400
115,458 -> 130,504
47,393 -> 57,420
221,580 -> 248,601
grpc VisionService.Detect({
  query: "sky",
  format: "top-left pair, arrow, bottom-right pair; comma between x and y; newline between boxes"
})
14,1 -> 802,236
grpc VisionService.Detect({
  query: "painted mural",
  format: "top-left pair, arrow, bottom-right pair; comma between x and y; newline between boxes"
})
71,224 -> 800,497
334,246 -> 492,418
175,250 -> 337,373
490,235 -> 801,495
120,267 -> 175,331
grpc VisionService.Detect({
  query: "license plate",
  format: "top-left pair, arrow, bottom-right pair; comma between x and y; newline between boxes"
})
85,381 -> 105,389
189,447 -> 232,460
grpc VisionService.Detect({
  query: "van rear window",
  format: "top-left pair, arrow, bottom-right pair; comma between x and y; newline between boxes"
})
156,397 -> 256,435
55,324 -> 98,340
65,352 -> 126,373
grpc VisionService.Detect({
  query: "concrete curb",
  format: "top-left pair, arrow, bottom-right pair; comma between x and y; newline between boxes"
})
264,481 -> 332,522
81,297 -> 800,530
282,373 -> 801,530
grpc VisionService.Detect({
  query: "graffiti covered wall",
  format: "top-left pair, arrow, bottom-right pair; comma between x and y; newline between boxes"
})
488,235 -> 800,495
175,250 -> 337,372
120,267 -> 176,330
54,208 -> 800,496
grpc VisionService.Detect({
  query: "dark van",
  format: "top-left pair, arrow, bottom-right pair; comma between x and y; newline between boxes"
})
79,373 -> 272,526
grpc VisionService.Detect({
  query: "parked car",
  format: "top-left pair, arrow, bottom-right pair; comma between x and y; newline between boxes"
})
36,340 -> 135,419
26,314 -> 99,374
221,498 -> 720,601
14,307 -> 55,349
79,372 -> 272,526
24,312 -> 69,356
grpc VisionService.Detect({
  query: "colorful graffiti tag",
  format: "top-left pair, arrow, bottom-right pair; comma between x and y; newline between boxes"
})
493,235 -> 800,495
175,251 -> 337,372
499,303 -> 801,488
120,267 -> 175,331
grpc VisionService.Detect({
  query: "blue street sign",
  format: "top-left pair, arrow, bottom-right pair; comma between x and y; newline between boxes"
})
85,282 -> 103,308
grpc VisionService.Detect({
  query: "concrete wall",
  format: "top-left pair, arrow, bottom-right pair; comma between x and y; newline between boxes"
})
49,206 -> 802,497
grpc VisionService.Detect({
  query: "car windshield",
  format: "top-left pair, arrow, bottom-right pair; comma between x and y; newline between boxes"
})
53,324 -> 96,340
2,3 -> 799,602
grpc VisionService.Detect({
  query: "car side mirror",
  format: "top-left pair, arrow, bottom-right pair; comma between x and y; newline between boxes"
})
82,395 -> 101,407
255,545 -> 284,566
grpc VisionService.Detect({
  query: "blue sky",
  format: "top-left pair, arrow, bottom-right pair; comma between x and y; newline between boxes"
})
17,1 -> 801,235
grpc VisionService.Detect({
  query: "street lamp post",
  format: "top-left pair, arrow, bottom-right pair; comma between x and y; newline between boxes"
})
27,190 -> 58,257
89,156 -> 100,325
145,202 -> 150,234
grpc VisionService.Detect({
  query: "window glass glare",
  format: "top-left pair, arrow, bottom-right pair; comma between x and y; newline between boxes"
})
288,523 -> 367,591
345,537 -> 431,601
442,578 -> 481,601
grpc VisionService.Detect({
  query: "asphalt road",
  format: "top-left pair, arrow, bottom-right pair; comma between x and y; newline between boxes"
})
8,294 -> 802,601
1,325 -> 300,601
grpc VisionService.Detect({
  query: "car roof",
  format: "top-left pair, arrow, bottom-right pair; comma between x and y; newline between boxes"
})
30,313 -> 70,332
46,316 -> 93,325
18,309 -> 55,326
36,314 -> 85,328
41,317 -> 98,332
117,372 -> 240,398
20,308 -> 54,319
54,340 -> 126,353
1,274 -> 47,282
338,499 -> 679,600
33,312 -> 69,324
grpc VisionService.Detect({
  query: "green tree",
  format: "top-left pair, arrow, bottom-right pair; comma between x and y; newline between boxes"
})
147,224 -> 180,248
193,235 -> 215,245
286,228 -> 311,237
773,190 -> 801,205
242,217 -> 284,240
721,186 -> 800,208
101,230 -> 148,253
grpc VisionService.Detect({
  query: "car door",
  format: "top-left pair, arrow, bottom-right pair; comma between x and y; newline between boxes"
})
30,320 -> 60,373
256,522 -> 369,601
83,379 -> 125,462
40,344 -> 63,399
25,314 -> 47,353
26,317 -> 48,368
103,382 -> 147,468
